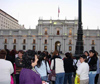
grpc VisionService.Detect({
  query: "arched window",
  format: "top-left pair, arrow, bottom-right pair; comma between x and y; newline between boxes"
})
45,29 -> 47,35
13,39 -> 16,44
23,39 -> 26,44
57,30 -> 60,35
33,39 -> 36,44
69,29 -> 72,35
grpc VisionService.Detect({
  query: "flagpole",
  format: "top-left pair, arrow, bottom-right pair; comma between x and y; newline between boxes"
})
58,6 -> 60,19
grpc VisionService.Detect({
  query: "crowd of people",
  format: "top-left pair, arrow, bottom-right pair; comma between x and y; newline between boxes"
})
0,49 -> 100,84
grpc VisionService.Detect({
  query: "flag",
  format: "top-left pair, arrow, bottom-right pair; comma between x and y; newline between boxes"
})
58,7 -> 60,17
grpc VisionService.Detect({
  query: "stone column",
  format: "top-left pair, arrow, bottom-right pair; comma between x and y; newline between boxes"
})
50,25 -> 52,35
63,25 -> 65,35
52,38 -> 54,52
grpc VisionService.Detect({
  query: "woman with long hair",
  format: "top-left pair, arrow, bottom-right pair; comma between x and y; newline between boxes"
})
35,52 -> 51,82
88,50 -> 98,84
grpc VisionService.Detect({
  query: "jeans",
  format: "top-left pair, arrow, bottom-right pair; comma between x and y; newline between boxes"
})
15,74 -> 19,84
64,72 -> 72,84
89,71 -> 96,84
95,74 -> 99,84
55,73 -> 65,84
41,76 -> 51,84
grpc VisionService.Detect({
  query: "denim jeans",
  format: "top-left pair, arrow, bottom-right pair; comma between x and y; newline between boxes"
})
15,74 -> 19,84
41,76 -> 51,84
55,73 -> 65,84
64,72 -> 72,84
89,71 -> 97,84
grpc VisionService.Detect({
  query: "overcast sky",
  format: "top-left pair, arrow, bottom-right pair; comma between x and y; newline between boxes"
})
0,0 -> 100,29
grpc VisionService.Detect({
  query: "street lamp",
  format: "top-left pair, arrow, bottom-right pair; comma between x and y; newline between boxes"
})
75,0 -> 84,58
57,43 -> 61,53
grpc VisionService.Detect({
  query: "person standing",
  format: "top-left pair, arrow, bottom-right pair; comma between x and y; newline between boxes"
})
88,50 -> 98,84
15,50 -> 24,84
50,51 -> 65,84
35,52 -> 51,82
95,51 -> 99,84
76,55 -> 89,84
0,50 -> 14,84
63,52 -> 73,84
19,50 -> 44,84
84,51 -> 89,59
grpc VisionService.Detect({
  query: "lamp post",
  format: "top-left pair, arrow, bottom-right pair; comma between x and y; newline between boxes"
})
57,43 -> 61,53
75,0 -> 83,58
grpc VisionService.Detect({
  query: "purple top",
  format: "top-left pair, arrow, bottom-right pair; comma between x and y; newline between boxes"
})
19,68 -> 42,84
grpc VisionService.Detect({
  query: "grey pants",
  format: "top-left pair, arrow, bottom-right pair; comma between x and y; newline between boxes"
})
80,79 -> 89,84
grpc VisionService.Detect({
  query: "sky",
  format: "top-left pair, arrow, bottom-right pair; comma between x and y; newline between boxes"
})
0,0 -> 100,29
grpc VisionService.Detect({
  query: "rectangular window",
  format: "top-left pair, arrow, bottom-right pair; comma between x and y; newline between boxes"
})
13,45 -> 16,50
44,46 -> 47,50
69,46 -> 72,51
23,45 -> 26,50
33,46 -> 35,50
33,39 -> 36,44
23,39 -> 26,44
5,39 -> 7,43
57,30 -> 60,35
69,29 -> 72,35
92,40 -> 95,45
4,45 -> 7,49
45,39 -> 47,44
69,40 -> 72,44
13,39 -> 16,44
45,30 -> 47,35
91,47 -> 95,50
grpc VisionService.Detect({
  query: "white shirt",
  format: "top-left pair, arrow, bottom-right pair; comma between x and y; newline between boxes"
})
50,58 -> 64,73
0,59 -> 14,84
76,62 -> 89,80
76,60 -> 81,68
35,61 -> 51,77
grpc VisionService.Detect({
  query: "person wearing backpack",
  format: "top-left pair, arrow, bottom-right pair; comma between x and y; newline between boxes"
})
50,51 -> 65,84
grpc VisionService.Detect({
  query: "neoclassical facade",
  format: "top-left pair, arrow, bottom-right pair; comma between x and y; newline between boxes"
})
0,19 -> 100,54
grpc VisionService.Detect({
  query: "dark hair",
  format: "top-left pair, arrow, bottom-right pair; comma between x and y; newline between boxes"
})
37,52 -> 46,68
89,50 -> 95,53
65,52 -> 71,58
18,50 -> 24,54
0,50 -> 7,59
22,50 -> 37,69
10,49 -> 17,56
84,51 -> 89,56
80,55 -> 87,60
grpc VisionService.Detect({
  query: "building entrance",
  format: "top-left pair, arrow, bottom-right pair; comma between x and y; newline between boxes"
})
55,41 -> 61,52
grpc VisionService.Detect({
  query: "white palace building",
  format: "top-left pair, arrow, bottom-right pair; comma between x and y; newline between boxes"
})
0,9 -> 100,54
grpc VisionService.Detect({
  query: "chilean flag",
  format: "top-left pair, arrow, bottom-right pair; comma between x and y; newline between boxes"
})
58,7 -> 60,17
